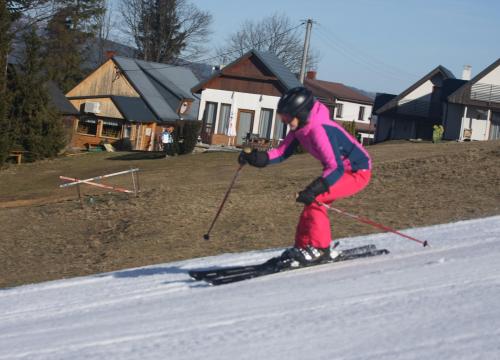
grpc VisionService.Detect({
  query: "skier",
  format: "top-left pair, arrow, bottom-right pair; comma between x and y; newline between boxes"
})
238,87 -> 372,266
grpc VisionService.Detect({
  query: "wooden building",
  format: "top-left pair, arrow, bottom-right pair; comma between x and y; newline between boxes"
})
66,56 -> 199,151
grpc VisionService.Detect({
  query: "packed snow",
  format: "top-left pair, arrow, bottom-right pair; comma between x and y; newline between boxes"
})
1,216 -> 500,360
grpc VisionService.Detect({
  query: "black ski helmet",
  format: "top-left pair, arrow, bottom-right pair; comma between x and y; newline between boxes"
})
277,87 -> 314,125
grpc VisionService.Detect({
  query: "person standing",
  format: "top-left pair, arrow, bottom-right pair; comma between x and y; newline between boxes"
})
161,126 -> 174,158
238,87 -> 372,266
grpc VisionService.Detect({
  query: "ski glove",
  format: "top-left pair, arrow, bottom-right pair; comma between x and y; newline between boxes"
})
238,149 -> 269,168
296,177 -> 329,205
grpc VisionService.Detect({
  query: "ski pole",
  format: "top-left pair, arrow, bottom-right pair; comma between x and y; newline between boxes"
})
318,202 -> 429,247
203,148 -> 251,240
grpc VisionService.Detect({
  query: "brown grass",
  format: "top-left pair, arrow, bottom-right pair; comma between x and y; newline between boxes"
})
0,140 -> 499,288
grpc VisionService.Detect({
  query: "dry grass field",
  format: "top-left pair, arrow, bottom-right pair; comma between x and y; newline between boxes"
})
1,140 -> 499,288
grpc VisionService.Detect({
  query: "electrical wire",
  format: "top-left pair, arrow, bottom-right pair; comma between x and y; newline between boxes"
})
119,22 -> 305,72
314,25 -> 418,83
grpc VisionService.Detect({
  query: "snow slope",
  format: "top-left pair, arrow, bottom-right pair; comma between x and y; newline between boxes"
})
1,216 -> 500,360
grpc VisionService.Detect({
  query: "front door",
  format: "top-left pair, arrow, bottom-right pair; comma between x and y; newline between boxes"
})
236,110 -> 254,145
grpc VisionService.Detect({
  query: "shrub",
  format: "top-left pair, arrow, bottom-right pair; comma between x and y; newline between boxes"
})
179,121 -> 201,154
341,120 -> 357,137
432,125 -> 444,143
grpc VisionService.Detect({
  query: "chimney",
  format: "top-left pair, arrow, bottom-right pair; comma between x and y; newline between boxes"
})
106,50 -> 116,60
306,70 -> 317,80
462,65 -> 472,81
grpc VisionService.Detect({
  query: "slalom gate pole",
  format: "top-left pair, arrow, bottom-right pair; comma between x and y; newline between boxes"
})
203,164 -> 244,240
318,202 -> 429,247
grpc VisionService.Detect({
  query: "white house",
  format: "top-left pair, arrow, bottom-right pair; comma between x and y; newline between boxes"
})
191,50 -> 302,147
304,71 -> 375,145
446,58 -> 500,141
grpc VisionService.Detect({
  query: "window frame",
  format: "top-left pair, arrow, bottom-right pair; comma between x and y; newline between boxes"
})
76,116 -> 98,136
217,103 -> 232,134
258,108 -> 274,139
358,106 -> 365,121
336,103 -> 344,118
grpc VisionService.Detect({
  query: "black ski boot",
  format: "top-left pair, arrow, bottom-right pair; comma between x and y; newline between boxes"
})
279,245 -> 331,268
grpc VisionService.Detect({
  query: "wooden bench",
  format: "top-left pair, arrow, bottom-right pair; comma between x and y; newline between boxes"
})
8,150 -> 27,164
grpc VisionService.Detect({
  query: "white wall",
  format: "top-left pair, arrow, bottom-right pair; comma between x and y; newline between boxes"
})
399,80 -> 433,102
336,100 -> 373,123
477,64 -> 500,85
198,89 -> 281,138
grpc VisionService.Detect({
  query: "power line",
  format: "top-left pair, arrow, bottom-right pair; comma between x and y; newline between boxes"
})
314,25 -> 419,82
119,22 -> 305,72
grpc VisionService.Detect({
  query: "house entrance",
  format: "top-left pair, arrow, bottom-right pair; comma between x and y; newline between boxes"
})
236,109 -> 254,145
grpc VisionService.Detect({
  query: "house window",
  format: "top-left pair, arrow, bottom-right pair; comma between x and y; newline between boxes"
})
77,116 -> 98,136
358,106 -> 365,121
259,108 -> 273,138
217,103 -> 231,134
328,105 -> 335,120
203,102 -> 218,137
273,115 -> 287,140
101,119 -> 121,138
466,107 -> 488,120
336,103 -> 343,118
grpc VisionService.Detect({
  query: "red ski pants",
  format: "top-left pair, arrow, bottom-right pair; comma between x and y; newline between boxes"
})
295,170 -> 372,249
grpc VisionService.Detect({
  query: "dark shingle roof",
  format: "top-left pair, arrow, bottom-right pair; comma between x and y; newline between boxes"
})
46,81 -> 79,115
304,78 -> 374,105
113,56 -> 199,121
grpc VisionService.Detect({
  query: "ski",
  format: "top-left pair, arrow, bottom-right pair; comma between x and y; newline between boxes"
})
188,244 -> 389,285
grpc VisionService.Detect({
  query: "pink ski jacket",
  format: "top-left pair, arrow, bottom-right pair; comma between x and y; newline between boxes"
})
267,101 -> 372,186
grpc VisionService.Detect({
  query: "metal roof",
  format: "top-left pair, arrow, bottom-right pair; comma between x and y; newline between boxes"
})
252,50 -> 302,90
192,49 -> 301,93
111,96 -> 158,123
113,56 -> 199,122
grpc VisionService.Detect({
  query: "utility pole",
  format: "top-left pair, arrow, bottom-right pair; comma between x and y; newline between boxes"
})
299,19 -> 313,84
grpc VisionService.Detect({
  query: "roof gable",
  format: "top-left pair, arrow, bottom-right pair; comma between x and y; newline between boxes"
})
191,49 -> 301,94
376,65 -> 455,114
112,56 -> 199,121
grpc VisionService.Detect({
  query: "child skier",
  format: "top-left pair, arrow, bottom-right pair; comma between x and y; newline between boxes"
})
238,87 -> 372,266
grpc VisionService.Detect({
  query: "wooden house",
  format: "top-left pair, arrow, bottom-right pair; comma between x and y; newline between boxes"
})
304,71 -> 375,145
191,50 -> 301,147
66,55 -> 199,151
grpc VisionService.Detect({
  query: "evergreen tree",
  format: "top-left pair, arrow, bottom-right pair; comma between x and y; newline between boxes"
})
10,26 -> 65,161
0,0 -> 13,163
44,0 -> 105,92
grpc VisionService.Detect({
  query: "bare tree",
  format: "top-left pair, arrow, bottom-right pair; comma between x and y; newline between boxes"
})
120,0 -> 212,63
215,13 -> 318,74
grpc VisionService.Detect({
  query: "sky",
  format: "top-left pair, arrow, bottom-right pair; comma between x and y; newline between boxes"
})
1,215 -> 499,359
185,0 -> 499,94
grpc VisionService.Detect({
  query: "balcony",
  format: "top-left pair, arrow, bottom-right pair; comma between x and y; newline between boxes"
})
470,83 -> 500,103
